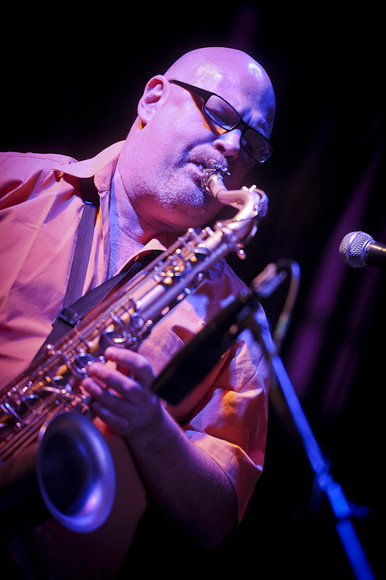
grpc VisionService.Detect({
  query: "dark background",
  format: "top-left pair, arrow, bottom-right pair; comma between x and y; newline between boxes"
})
2,3 -> 385,578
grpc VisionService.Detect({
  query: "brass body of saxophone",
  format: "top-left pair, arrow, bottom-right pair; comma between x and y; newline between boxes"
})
0,165 -> 268,535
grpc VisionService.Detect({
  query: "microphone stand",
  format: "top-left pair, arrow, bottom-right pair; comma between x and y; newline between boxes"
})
153,262 -> 375,579
249,307 -> 375,580
248,260 -> 375,579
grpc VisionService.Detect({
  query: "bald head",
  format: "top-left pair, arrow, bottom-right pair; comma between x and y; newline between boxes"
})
164,47 -> 275,132
165,47 -> 270,83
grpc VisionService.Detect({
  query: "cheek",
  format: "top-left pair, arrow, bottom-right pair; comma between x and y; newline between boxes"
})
156,101 -> 193,138
155,101 -> 212,154
144,123 -> 186,169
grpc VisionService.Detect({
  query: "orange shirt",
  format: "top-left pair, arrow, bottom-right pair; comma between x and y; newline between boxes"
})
0,143 -> 269,520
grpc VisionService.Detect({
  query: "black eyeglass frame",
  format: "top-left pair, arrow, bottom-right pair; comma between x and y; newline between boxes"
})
169,79 -> 272,164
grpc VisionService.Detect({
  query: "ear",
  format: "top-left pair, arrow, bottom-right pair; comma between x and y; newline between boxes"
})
137,75 -> 169,126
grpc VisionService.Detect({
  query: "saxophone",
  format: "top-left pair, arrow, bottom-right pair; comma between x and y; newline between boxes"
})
0,164 -> 268,536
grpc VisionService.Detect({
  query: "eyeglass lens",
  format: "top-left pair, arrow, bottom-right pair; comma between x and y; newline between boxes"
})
204,95 -> 271,163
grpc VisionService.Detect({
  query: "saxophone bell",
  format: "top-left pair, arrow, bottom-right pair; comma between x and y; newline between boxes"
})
36,412 -> 116,533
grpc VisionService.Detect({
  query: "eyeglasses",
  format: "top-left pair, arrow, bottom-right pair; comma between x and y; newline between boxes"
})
169,79 -> 272,164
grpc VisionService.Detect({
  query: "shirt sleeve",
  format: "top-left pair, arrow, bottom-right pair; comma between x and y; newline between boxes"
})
182,317 -> 270,522
0,152 -> 83,386
138,257 -> 271,523
0,151 -> 75,206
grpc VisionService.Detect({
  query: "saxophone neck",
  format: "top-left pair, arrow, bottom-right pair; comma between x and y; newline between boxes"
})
204,165 -> 268,223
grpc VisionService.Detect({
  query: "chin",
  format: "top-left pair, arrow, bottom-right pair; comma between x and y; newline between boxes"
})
161,205 -> 215,233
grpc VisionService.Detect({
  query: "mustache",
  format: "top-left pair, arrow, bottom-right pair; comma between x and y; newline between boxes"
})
184,149 -> 229,175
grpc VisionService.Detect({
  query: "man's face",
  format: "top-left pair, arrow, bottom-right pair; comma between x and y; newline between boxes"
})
121,58 -> 275,234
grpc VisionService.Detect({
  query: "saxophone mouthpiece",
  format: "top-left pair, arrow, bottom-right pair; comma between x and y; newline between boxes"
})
203,160 -> 229,197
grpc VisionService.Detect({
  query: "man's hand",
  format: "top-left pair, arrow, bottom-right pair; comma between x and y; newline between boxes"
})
82,347 -> 160,436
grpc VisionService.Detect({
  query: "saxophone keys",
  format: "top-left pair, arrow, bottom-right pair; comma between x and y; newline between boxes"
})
71,352 -> 100,378
236,247 -> 247,260
45,343 -> 57,356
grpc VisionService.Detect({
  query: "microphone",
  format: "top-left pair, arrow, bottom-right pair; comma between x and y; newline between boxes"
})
339,231 -> 386,268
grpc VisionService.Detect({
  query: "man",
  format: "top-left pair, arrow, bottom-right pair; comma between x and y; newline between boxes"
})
0,47 -> 275,577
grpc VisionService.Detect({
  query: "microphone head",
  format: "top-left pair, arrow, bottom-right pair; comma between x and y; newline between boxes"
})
339,231 -> 374,267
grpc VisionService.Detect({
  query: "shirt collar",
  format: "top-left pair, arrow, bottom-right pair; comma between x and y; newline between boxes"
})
54,141 -> 125,190
54,140 -> 173,271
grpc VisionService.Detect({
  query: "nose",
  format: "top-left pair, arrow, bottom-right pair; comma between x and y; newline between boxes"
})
212,129 -> 242,163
